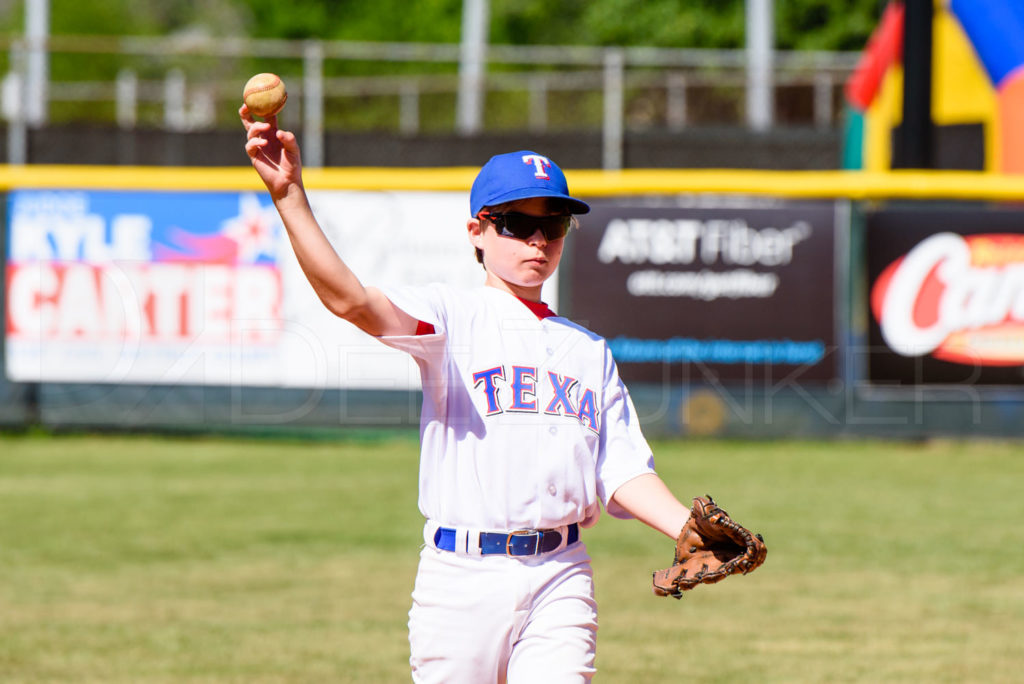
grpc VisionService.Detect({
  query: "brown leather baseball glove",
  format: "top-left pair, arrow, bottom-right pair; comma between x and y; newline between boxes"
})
652,495 -> 767,598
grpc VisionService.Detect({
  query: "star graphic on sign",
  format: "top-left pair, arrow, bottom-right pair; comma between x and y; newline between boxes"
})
221,193 -> 281,264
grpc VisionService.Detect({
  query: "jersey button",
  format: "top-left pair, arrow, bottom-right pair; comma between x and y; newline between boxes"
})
548,484 -> 557,495
549,426 -> 557,435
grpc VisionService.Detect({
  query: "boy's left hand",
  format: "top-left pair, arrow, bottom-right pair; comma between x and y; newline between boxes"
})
651,495 -> 767,598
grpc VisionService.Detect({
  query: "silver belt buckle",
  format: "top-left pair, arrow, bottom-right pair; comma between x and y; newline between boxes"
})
506,529 -> 541,555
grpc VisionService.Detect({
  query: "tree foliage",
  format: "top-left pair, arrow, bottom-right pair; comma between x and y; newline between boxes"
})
1,0 -> 887,51
776,0 -> 888,51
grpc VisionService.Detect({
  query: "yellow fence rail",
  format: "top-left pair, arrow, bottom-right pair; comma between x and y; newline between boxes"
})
2,165 -> 1024,201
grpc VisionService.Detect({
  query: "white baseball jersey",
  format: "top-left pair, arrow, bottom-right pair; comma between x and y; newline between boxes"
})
379,283 -> 655,531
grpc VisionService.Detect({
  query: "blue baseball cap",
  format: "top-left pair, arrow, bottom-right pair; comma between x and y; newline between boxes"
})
470,150 -> 590,217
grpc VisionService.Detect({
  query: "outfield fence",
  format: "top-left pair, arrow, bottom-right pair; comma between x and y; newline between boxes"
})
2,34 -> 859,167
3,166 -> 1024,439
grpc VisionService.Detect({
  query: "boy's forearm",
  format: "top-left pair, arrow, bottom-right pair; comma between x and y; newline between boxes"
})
610,473 -> 691,539
272,187 -> 417,336
241,112 -> 410,334
274,188 -> 371,321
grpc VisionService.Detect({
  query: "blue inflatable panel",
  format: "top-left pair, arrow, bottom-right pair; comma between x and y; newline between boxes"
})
951,0 -> 1024,87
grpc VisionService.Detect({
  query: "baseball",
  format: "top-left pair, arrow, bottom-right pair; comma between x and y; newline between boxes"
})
243,73 -> 287,118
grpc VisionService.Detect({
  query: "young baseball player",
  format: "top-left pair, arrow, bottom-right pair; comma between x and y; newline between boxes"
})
241,105 -> 694,682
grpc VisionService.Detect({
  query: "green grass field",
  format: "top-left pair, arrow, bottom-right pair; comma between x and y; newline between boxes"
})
0,433 -> 1021,683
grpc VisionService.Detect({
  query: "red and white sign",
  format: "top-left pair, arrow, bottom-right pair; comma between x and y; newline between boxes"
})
871,232 -> 1024,365
6,263 -> 280,343
5,189 -> 527,388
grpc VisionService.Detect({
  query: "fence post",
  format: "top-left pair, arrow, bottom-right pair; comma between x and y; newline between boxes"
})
303,40 -> 325,168
603,48 -> 624,170
457,0 -> 489,135
745,0 -> 774,131
667,72 -> 688,131
4,41 -> 27,164
164,68 -> 187,131
528,74 -> 548,133
400,80 -> 420,135
25,0 -> 49,126
814,71 -> 833,129
116,69 -> 137,129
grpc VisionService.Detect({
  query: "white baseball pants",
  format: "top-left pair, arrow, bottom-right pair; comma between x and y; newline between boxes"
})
408,540 -> 597,683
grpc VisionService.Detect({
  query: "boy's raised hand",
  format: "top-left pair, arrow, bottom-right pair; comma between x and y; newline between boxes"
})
240,104 -> 302,202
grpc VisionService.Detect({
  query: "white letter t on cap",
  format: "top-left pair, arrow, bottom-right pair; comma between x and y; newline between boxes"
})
522,154 -> 552,179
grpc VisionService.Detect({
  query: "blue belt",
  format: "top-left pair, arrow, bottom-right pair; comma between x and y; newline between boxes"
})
433,523 -> 580,556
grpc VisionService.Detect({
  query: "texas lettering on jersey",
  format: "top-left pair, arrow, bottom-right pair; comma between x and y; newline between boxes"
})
472,365 -> 601,433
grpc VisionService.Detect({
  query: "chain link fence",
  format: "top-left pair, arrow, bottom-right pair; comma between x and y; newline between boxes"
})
2,34 -> 859,167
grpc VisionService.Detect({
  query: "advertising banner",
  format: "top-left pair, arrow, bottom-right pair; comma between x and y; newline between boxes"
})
568,198 -> 839,384
5,189 -> 506,388
867,205 -> 1024,385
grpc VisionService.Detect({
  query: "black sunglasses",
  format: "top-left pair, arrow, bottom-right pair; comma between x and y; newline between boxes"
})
478,211 -> 573,242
